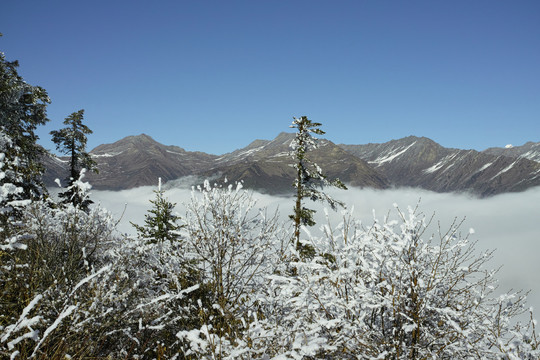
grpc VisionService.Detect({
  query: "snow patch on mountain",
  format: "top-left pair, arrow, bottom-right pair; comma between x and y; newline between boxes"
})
166,150 -> 186,156
491,160 -> 518,180
369,141 -> 417,166
92,152 -> 124,158
423,153 -> 459,174
520,150 -> 540,162
475,162 -> 493,173
53,157 -> 68,163
235,146 -> 266,158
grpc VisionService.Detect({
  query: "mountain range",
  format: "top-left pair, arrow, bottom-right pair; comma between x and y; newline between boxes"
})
42,133 -> 540,197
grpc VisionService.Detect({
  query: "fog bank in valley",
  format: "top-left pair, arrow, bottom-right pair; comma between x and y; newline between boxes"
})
91,183 -> 540,316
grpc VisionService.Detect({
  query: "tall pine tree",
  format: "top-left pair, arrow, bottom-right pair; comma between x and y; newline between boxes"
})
50,109 -> 97,210
289,116 -> 347,254
1,37 -> 51,329
0,37 -> 50,211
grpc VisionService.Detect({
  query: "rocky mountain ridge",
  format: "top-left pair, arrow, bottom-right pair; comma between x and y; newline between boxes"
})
43,134 -> 540,197
339,136 -> 540,196
482,141 -> 540,162
202,132 -> 388,193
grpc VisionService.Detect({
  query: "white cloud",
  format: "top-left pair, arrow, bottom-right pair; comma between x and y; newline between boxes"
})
91,183 -> 540,315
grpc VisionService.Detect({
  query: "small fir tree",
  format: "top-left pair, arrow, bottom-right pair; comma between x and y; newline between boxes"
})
131,178 -> 182,244
289,116 -> 347,253
50,109 -> 97,210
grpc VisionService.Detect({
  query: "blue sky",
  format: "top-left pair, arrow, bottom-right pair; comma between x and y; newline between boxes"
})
2,0 -> 539,154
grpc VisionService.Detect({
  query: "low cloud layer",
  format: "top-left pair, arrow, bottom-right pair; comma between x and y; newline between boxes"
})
91,183 -> 540,315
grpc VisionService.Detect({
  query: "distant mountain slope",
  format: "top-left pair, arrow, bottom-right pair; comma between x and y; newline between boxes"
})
43,133 -> 388,193
43,134 -> 218,190
41,152 -> 70,188
204,132 -> 389,194
43,133 -> 540,197
340,136 -> 540,196
482,141 -> 540,163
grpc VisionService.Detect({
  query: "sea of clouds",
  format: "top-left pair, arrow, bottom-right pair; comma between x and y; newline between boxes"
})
90,181 -> 540,317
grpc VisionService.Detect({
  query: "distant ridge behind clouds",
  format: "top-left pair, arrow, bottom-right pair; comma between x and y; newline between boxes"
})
43,133 -> 540,197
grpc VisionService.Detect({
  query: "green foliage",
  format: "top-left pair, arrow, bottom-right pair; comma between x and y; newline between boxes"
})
131,180 -> 182,244
289,116 -> 347,255
50,109 -> 97,211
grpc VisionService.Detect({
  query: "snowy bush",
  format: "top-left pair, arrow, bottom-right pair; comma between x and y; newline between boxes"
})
0,200 -> 116,358
250,206 -> 540,359
178,180 -> 286,358
1,129 -> 38,357
1,198 -> 208,359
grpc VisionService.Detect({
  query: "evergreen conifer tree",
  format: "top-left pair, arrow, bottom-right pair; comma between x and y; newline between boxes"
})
131,178 -> 182,244
289,116 -> 347,253
50,109 -> 97,210
1,40 -> 52,345
0,37 -> 50,217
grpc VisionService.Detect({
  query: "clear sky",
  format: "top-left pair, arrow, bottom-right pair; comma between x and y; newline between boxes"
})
2,0 -> 539,155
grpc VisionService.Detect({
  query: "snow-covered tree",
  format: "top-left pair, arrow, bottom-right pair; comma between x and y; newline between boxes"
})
50,109 -> 97,211
289,116 -> 346,255
0,196 -> 202,359
0,130 -> 32,345
0,130 -> 29,239
0,45 -> 50,219
131,178 -> 182,244
106,224 -> 204,359
0,198 -> 117,358
249,206 -> 540,359
179,180 -> 285,358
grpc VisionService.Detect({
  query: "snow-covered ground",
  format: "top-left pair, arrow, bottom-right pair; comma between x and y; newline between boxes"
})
91,183 -> 540,319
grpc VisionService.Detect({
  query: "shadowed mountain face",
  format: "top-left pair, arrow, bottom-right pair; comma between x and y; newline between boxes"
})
43,133 -> 540,197
339,136 -> 540,197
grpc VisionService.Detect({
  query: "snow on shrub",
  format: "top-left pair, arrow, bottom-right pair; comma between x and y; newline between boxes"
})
177,180 -> 287,358
2,171 -> 538,359
249,205 -> 540,359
